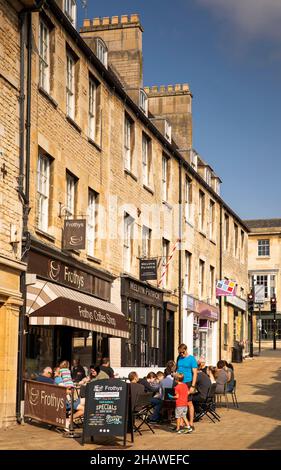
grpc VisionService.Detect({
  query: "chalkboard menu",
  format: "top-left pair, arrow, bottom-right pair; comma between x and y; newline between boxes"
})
82,379 -> 133,446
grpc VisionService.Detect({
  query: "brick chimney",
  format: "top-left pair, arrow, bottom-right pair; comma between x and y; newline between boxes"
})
144,84 -> 193,151
80,14 -> 144,91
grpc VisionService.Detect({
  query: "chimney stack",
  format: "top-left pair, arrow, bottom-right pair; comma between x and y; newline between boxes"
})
144,84 -> 193,151
80,14 -> 144,91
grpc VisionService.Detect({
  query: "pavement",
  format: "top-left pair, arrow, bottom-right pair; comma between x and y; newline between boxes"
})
0,343 -> 281,451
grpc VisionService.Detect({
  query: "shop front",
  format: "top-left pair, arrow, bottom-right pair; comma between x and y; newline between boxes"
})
183,295 -> 218,365
25,242 -> 129,376
121,276 -> 169,368
226,295 -> 247,353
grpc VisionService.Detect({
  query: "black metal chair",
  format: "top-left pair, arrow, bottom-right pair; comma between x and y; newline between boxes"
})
194,383 -> 220,423
132,393 -> 155,435
226,379 -> 239,408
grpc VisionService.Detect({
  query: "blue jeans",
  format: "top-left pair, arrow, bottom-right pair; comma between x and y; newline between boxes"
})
149,397 -> 163,421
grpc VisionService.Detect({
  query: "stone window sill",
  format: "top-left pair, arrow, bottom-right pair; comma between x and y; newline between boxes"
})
35,228 -> 55,243
143,184 -> 154,195
38,86 -> 58,108
66,115 -> 82,133
88,137 -> 102,152
86,255 -> 102,264
124,168 -> 138,182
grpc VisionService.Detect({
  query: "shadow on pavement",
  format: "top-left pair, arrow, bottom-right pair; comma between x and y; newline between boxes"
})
248,425 -> 281,450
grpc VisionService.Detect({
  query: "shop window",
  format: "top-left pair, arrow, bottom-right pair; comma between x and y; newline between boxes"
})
150,307 -> 160,366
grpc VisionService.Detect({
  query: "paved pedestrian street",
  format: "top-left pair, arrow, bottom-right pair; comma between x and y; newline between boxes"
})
0,347 -> 281,451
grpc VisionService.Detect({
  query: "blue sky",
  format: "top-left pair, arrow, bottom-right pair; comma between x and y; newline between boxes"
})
78,0 -> 281,220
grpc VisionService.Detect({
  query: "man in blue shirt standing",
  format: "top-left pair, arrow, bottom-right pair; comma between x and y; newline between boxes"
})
176,343 -> 198,430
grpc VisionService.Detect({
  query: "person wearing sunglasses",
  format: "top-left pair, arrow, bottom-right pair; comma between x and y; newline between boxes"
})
35,366 -> 54,384
176,344 -> 198,430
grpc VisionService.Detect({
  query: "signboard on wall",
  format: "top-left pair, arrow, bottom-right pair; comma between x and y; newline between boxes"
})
63,219 -> 86,250
82,378 -> 133,446
139,259 -> 158,281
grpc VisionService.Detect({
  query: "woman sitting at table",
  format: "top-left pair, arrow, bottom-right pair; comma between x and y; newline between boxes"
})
215,360 -> 230,394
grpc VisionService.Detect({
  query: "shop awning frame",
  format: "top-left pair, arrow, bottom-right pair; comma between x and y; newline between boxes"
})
26,280 -> 129,339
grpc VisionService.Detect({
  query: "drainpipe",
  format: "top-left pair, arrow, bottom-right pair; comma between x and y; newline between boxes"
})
16,0 -> 47,424
178,160 -> 183,344
219,204 -> 223,360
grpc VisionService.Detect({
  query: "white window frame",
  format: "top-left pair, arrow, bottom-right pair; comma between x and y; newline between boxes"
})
252,274 -> 275,299
199,190 -> 205,232
142,133 -> 150,186
96,38 -> 108,68
224,214 -> 229,250
66,53 -> 75,119
124,213 -> 134,272
162,155 -> 168,201
209,266 -> 215,303
164,120 -> 172,143
39,19 -> 50,93
66,172 -> 76,217
185,177 -> 192,222
162,238 -> 170,288
258,239 -> 270,257
87,189 -> 97,256
124,115 -> 132,171
139,89 -> 148,115
37,153 -> 50,232
184,251 -> 191,293
209,200 -> 215,239
199,259 -> 205,299
64,0 -> 76,26
88,78 -> 97,141
142,226 -> 151,258
234,223 -> 238,256
205,168 -> 211,186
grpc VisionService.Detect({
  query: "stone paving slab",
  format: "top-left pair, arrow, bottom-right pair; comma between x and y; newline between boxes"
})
0,347 -> 281,450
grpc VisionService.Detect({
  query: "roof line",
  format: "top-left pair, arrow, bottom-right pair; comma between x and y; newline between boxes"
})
46,0 -> 249,232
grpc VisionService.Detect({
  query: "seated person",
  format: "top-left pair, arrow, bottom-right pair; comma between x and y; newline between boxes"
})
99,357 -> 114,378
215,360 -> 229,393
128,371 -> 145,409
65,387 -> 84,430
192,369 -> 212,412
59,360 -> 74,388
159,366 -> 175,400
225,362 -> 235,392
79,364 -> 109,385
53,366 -> 63,385
71,358 -> 86,383
197,357 -> 208,374
139,372 -> 160,393
35,367 -> 54,384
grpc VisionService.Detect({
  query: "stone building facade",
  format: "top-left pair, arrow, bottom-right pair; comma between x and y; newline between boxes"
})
245,219 -> 281,344
0,0 -> 250,426
0,0 -> 27,428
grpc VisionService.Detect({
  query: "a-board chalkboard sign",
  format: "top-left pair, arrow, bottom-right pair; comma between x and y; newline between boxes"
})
82,378 -> 133,446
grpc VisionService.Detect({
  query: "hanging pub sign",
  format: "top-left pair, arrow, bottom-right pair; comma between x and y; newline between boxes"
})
139,258 -> 158,281
82,378 -> 133,446
63,219 -> 86,250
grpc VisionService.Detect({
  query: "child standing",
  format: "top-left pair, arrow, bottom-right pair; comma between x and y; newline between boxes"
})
173,373 -> 193,434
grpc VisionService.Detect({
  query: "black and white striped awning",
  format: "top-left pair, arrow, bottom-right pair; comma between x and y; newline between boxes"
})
26,280 -> 129,339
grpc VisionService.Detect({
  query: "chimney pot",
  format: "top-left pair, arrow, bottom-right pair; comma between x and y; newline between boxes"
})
130,14 -> 139,23
93,17 -> 100,26
111,16 -> 119,24
83,19 -> 91,28
102,17 -> 110,25
182,83 -> 190,91
121,15 -> 129,24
